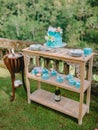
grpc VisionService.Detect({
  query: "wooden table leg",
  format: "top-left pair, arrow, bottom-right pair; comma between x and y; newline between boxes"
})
10,73 -> 15,101
21,69 -> 27,92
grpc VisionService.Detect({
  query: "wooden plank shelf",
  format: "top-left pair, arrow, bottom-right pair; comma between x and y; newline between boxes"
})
27,73 -> 91,93
30,89 -> 88,119
23,47 -> 94,124
23,47 -> 94,63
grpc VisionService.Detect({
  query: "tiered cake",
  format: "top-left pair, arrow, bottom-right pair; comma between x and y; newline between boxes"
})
45,26 -> 63,48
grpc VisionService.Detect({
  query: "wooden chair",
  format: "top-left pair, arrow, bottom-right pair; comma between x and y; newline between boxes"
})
3,53 -> 26,101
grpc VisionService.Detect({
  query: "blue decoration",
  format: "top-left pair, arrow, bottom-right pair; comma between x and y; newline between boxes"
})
68,79 -> 76,86
66,74 -> 73,80
51,70 -> 57,76
83,48 -> 92,56
75,81 -> 81,88
56,75 -> 64,83
42,73 -> 49,80
31,68 -> 38,75
42,68 -> 49,74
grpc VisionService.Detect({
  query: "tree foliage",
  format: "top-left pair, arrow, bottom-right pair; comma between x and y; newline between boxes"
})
0,0 -> 98,48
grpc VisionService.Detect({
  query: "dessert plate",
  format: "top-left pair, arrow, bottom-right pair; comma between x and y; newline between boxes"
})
40,46 -> 52,51
29,44 -> 42,50
68,49 -> 83,57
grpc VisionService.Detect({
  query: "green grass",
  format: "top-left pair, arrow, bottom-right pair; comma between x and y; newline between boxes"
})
0,68 -> 98,130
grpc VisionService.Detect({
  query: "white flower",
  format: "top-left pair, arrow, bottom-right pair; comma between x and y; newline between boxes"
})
56,27 -> 63,34
45,35 -> 55,42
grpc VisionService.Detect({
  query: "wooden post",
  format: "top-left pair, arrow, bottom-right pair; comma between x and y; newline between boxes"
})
24,54 -> 31,104
44,58 -> 50,69
64,62 -> 69,75
36,56 -> 41,89
78,62 -> 85,125
54,60 -> 59,72
86,57 -> 93,113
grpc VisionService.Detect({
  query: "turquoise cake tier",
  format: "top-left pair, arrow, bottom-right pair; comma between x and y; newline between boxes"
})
46,31 -> 62,48
45,26 -> 63,48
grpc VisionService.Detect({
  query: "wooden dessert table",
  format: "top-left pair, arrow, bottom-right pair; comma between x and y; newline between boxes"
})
22,47 -> 94,125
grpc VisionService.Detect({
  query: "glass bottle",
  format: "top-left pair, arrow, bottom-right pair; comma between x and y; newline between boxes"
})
54,87 -> 61,102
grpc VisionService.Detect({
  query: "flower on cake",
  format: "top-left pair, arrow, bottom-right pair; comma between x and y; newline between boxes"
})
56,27 -> 62,34
45,35 -> 55,42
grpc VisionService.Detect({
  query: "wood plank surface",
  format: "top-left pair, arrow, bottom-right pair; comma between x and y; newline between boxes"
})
23,47 -> 94,63
30,89 -> 88,119
27,73 -> 90,93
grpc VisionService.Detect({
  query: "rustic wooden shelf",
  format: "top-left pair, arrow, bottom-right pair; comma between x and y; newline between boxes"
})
23,47 -> 94,125
30,89 -> 88,119
27,73 -> 91,93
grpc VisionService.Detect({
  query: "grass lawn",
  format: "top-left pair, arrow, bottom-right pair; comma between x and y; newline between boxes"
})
0,68 -> 98,130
